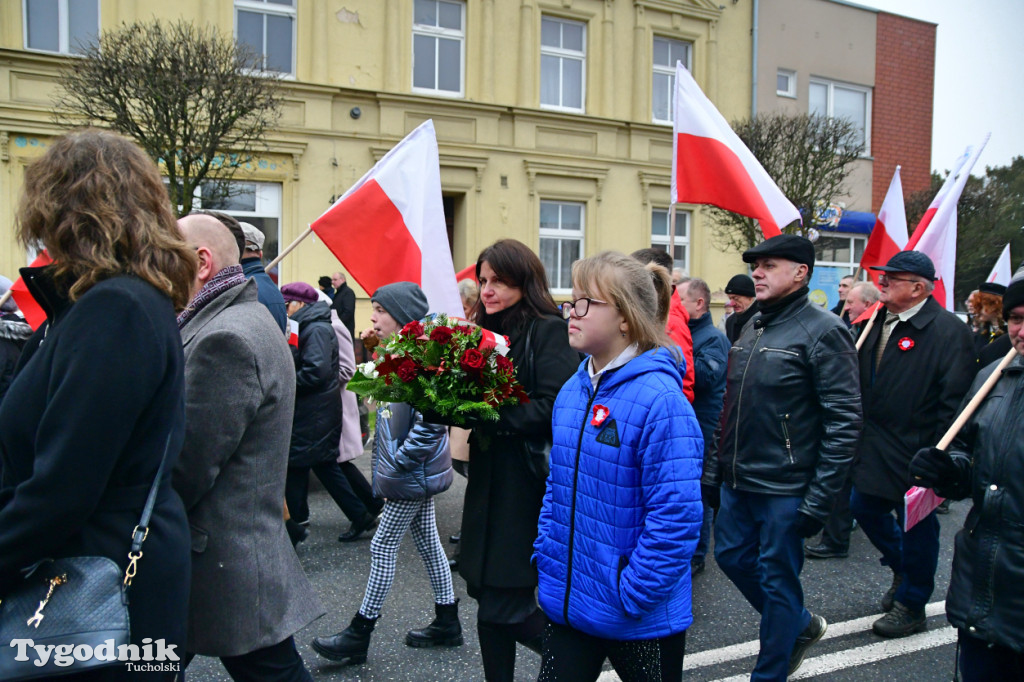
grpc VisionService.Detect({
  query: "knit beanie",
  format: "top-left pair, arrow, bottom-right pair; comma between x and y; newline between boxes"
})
725,274 -> 756,298
1003,276 -> 1024,318
372,282 -> 429,326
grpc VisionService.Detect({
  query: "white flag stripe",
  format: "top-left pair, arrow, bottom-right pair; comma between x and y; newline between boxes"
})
986,243 -> 1012,285
879,166 -> 908,250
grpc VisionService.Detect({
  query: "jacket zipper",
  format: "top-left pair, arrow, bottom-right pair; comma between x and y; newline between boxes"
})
781,413 -> 794,463
733,327 -> 764,487
760,347 -> 800,357
564,377 -> 601,626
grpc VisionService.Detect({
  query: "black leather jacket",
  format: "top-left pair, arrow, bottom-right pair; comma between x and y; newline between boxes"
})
705,292 -> 863,522
941,355 -> 1024,651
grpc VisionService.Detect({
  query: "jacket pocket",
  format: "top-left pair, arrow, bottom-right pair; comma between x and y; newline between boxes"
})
190,525 -> 209,553
780,413 -> 794,464
760,346 -> 801,358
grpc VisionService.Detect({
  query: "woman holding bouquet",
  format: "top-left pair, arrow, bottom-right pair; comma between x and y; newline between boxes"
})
460,239 -> 580,681
312,282 -> 461,665
534,252 -> 703,681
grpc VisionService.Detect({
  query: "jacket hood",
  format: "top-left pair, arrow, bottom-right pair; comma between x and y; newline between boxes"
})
291,300 -> 332,327
575,346 -> 684,394
0,315 -> 32,342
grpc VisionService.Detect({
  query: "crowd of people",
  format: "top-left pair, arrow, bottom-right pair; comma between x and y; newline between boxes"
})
0,129 -> 1022,682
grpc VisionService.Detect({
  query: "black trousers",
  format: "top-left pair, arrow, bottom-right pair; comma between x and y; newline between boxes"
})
184,636 -> 312,682
538,621 -> 686,682
286,461 -> 370,524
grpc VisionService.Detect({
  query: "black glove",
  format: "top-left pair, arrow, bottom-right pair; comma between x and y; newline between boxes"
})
794,512 -> 824,539
418,408 -> 450,425
701,484 -> 721,511
909,447 -> 960,489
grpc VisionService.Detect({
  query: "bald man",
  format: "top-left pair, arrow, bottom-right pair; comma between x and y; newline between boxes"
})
173,214 -> 323,680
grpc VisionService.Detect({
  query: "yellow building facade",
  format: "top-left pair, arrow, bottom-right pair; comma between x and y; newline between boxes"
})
0,0 -> 751,323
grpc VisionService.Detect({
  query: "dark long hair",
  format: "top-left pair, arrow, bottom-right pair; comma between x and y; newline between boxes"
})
472,239 -> 559,331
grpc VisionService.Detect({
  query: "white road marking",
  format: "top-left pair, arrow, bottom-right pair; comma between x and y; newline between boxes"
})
595,601 -> 948,681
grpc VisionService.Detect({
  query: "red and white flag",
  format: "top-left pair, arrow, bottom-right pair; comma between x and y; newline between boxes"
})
986,243 -> 1012,286
287,319 -> 300,348
671,62 -> 800,238
860,167 -> 907,286
9,251 -> 53,331
910,135 -> 990,311
907,148 -> 971,247
311,120 -> 462,318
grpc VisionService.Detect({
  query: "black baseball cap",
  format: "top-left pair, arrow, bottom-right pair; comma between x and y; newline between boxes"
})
869,251 -> 936,281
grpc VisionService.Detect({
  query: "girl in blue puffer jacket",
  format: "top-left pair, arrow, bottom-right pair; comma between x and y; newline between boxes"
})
535,252 -> 704,682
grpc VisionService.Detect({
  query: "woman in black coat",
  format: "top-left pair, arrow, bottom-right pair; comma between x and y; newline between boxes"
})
459,240 -> 579,681
0,129 -> 197,681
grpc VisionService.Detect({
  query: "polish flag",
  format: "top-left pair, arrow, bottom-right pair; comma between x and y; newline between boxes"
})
859,167 -> 907,286
907,148 -> 971,248
986,243 -> 1012,286
287,319 -> 300,348
910,135 -> 990,311
671,62 -> 800,238
311,120 -> 463,318
455,263 -> 478,284
9,251 -> 53,331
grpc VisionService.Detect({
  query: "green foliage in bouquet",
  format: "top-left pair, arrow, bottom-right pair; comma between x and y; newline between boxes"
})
348,314 -> 529,425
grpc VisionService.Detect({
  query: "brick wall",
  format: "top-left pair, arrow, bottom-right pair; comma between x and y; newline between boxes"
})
873,13 -> 936,210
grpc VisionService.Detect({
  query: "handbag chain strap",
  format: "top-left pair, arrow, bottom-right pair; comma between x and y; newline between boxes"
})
123,431 -> 173,588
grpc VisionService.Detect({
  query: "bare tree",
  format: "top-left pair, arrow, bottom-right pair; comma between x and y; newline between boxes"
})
55,20 -> 283,216
704,113 -> 864,253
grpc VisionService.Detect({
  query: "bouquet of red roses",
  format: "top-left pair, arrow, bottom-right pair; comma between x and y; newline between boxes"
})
348,313 -> 529,425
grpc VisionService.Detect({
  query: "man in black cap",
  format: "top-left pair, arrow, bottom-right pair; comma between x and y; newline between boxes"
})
724,273 -> 757,343
706,234 -> 862,679
850,250 -> 975,638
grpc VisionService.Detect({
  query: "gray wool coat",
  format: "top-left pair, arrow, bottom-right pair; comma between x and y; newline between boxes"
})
174,279 -> 324,657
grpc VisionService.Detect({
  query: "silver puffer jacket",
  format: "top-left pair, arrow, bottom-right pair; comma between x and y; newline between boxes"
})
371,403 -> 452,500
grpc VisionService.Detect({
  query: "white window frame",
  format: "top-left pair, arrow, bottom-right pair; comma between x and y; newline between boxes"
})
651,36 -> 692,125
540,16 -> 586,114
539,200 -> 585,295
813,232 -> 867,276
808,77 -> 872,156
776,68 -> 797,98
411,0 -> 465,97
235,0 -> 297,77
650,208 -> 690,273
22,0 -> 99,55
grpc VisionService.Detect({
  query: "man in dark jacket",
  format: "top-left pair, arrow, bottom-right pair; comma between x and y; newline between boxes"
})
850,251 -> 975,638
706,235 -> 862,680
830,275 -> 854,326
724,273 -> 758,343
909,277 -> 1024,678
175,214 -> 323,679
680,277 -> 729,574
331,271 -> 357,338
240,222 -> 288,334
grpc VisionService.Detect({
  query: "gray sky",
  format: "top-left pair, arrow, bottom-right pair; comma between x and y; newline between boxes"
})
861,0 -> 1024,173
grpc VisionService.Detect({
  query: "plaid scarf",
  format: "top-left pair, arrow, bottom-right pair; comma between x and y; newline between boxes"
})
177,265 -> 246,329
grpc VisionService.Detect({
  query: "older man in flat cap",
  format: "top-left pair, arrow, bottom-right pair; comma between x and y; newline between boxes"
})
705,234 -> 862,680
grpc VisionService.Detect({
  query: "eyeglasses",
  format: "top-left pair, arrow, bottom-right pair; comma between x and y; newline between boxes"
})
878,273 -> 921,285
561,297 -> 609,320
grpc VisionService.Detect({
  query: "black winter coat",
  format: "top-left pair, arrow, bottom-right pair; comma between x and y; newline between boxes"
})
460,310 -> 578,589
288,301 -> 342,467
0,312 -> 31,405
0,268 -> 190,681
706,293 -> 862,523
332,282 -> 356,339
940,355 -> 1024,651
851,297 -> 976,501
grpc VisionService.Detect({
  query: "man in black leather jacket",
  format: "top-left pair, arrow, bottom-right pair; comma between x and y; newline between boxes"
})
705,234 -> 862,681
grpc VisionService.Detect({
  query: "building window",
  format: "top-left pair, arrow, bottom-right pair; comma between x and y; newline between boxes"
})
412,0 -> 464,96
200,181 -> 284,280
809,78 -> 871,155
235,0 -> 296,76
540,16 -> 585,113
24,0 -> 98,55
539,200 -> 584,292
777,69 -> 796,98
651,36 -> 692,124
813,233 -> 866,275
651,208 -> 689,273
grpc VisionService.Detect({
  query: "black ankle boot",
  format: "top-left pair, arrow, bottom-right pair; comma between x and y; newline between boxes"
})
311,613 -> 377,664
285,519 -> 308,547
338,512 -> 377,542
406,599 -> 463,647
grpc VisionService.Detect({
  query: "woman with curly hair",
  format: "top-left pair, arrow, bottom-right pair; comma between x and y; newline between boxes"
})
0,128 -> 196,681
970,284 -> 1008,361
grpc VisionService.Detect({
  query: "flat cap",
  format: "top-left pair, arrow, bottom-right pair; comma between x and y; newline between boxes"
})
240,221 -> 265,251
869,251 -> 936,281
742,234 -> 816,269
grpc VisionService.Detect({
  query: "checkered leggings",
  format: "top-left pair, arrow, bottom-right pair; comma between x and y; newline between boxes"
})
358,497 -> 455,619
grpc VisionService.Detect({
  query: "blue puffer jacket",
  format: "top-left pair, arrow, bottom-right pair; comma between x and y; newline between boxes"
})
535,348 -> 703,640
371,403 -> 452,500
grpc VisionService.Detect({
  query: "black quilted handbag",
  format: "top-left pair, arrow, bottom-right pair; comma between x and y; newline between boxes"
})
0,434 -> 172,680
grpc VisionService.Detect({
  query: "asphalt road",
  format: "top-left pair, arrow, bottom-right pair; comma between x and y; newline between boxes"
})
186,453 -> 968,682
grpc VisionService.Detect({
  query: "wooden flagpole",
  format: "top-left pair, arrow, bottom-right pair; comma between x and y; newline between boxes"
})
936,346 -> 1018,450
854,303 -> 881,351
0,290 -> 11,309
265,225 -> 313,272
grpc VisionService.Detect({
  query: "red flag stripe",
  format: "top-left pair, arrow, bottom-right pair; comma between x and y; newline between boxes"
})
9,252 -> 53,331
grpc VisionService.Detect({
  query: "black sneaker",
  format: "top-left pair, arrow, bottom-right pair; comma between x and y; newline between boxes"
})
691,559 -> 705,575
804,543 -> 849,559
881,572 -> 903,612
872,601 -> 926,638
789,613 -> 827,675
936,499 -> 951,514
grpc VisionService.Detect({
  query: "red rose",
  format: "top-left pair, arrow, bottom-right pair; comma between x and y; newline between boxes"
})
430,326 -> 455,345
495,355 -> 515,377
401,321 -> 425,338
460,348 -> 485,372
397,359 -> 419,383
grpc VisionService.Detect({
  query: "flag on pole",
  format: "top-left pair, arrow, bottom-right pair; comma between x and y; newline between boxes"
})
455,263 -> 478,284
287,319 -> 300,348
910,135 -> 990,311
10,251 -> 53,331
671,62 -> 801,239
907,148 -> 971,248
986,243 -> 1012,286
310,120 -> 463,318
859,167 -> 907,286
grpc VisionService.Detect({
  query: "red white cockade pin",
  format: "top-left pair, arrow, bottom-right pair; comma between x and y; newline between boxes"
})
897,337 -> 915,351
591,404 -> 610,427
